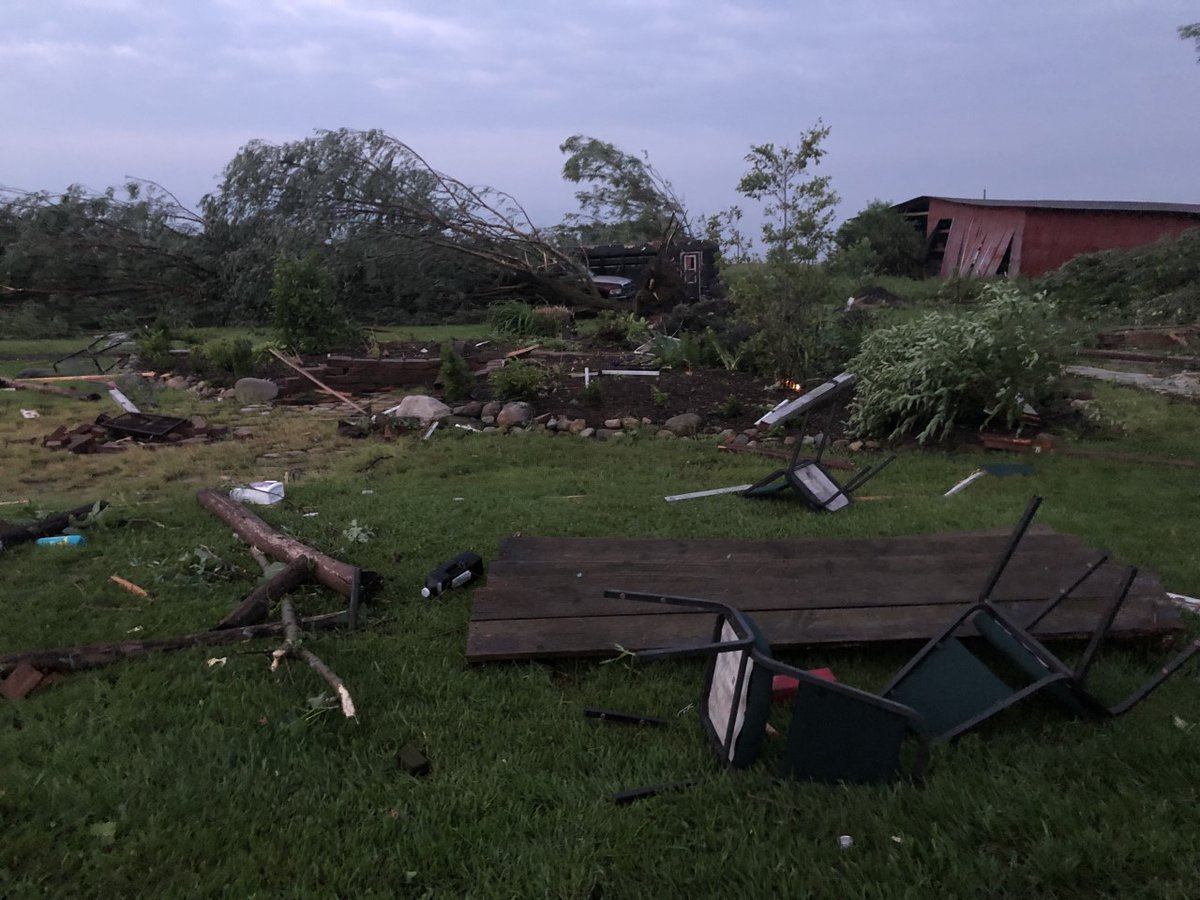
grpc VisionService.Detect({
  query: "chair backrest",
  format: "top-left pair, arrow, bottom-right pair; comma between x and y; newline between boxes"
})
700,615 -> 774,768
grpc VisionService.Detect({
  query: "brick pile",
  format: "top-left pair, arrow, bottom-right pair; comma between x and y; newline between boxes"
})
42,414 -> 231,454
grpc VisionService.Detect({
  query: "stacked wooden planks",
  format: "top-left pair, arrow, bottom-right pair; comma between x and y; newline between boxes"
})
466,528 -> 1181,662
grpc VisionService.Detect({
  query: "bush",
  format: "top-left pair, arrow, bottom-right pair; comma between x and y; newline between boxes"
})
487,300 -> 564,338
136,322 -> 174,371
439,341 -> 473,403
849,283 -> 1066,444
592,310 -> 651,344
0,303 -> 73,339
487,359 -> 547,401
1038,228 -> 1200,324
271,254 -> 359,354
579,380 -> 604,407
189,337 -> 256,386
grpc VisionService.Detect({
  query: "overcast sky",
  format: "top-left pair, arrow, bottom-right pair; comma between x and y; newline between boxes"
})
2,0 -> 1198,231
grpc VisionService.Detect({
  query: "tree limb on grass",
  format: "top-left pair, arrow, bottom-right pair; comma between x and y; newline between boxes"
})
270,597 -> 357,719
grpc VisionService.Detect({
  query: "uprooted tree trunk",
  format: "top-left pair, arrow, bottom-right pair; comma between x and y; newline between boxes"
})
215,555 -> 313,630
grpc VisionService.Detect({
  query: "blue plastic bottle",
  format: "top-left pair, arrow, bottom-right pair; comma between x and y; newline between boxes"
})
35,534 -> 86,547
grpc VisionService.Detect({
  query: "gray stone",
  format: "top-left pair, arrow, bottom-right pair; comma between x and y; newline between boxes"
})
641,417 -> 653,426
802,435 -> 817,447
848,440 -> 864,452
231,427 -> 255,439
567,417 -> 588,435
656,429 -> 677,440
603,418 -> 622,430
453,401 -> 484,418
622,417 -> 641,430
481,401 -> 503,419
579,427 -> 595,439
545,417 -> 559,430
481,415 -> 496,425
384,394 -> 451,422
483,426 -> 500,434
497,401 -> 534,429
864,440 -> 881,450
595,428 -> 617,441
832,439 -> 849,449
167,375 -> 191,391
664,413 -> 703,437
733,433 -> 751,447
783,435 -> 798,447
718,429 -> 736,442
233,377 -> 280,404
609,430 -> 630,442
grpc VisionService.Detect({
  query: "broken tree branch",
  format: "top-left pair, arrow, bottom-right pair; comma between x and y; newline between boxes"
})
215,555 -> 312,630
197,489 -> 378,599
0,501 -> 108,549
0,376 -> 101,401
271,598 -> 357,719
0,610 -> 347,677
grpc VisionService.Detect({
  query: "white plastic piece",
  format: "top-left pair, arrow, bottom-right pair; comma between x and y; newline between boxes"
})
230,480 -> 285,505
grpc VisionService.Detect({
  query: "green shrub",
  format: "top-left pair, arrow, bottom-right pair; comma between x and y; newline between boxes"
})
849,283 -> 1066,444
190,337 -> 255,386
136,322 -> 174,371
0,303 -> 73,339
271,254 -> 359,354
486,300 -> 564,338
716,393 -> 743,417
487,359 -> 547,401
579,380 -> 604,407
439,341 -> 474,402
650,385 -> 670,408
592,310 -> 651,344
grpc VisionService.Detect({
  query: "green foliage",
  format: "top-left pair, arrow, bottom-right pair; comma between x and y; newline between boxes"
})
438,341 -> 473,402
579,380 -> 604,407
716,393 -> 743,418
0,302 -> 72,339
592,310 -> 651,344
558,135 -> 689,243
136,322 -> 174,372
487,359 -> 547,401
735,123 -> 839,263
725,261 -> 850,380
486,300 -> 564,339
833,200 -> 926,277
650,384 -> 670,408
1037,228 -> 1200,324
1181,22 -> 1200,60
850,283 -> 1067,444
642,333 -> 712,370
271,254 -> 358,354
189,337 -> 256,386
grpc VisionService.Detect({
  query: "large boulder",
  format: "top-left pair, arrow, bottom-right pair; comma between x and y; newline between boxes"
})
233,377 -> 279,404
383,394 -> 452,421
496,401 -> 534,429
663,413 -> 703,437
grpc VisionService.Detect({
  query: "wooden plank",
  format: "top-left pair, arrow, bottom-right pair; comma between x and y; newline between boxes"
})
466,599 -> 1180,662
470,565 -> 1164,622
493,529 -> 1082,563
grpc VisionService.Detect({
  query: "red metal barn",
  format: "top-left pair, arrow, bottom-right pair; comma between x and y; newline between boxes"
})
893,197 -> 1200,278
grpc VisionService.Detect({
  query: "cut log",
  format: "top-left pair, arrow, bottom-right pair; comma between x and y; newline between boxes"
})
0,610 -> 347,677
214,555 -> 313,629
0,376 -> 101,401
196,489 -> 378,599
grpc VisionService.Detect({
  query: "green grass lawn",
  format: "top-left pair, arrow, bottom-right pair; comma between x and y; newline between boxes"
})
2,345 -> 1200,897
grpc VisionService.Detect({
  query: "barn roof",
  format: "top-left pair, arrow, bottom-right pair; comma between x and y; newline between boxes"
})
894,196 -> 1200,216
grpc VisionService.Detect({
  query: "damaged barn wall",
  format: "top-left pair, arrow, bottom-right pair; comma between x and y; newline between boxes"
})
898,197 -> 1200,279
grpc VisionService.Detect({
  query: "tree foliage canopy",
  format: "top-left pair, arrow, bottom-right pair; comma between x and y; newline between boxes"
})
834,200 -> 926,277
1181,22 -> 1200,61
734,122 -> 839,263
558,135 -> 690,244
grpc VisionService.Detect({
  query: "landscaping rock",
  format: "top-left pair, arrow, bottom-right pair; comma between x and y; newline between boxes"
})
386,394 -> 451,422
567,417 -> 588,434
603,418 -> 622,429
718,429 -> 736,442
454,401 -> 484,418
497,401 -> 534,429
656,429 -> 677,440
848,440 -> 864,452
595,428 -> 618,441
579,427 -> 595,439
622,417 -> 641,430
664,413 -> 703,437
864,440 -> 881,450
233,377 -> 279,404
481,415 -> 496,425
609,430 -> 630,442
733,433 -> 751,447
483,426 -> 500,434
481,401 -> 503,419
166,375 -> 191,391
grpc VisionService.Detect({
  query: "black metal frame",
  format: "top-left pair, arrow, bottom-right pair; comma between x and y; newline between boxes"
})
740,402 -> 895,511
881,495 -> 1200,740
603,589 -> 929,785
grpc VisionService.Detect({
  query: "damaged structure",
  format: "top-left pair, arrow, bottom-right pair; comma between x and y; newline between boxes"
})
893,196 -> 1200,278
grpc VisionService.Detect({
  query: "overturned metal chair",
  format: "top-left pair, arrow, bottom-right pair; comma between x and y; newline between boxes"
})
739,403 -> 895,512
881,496 -> 1200,742
603,589 -> 929,786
